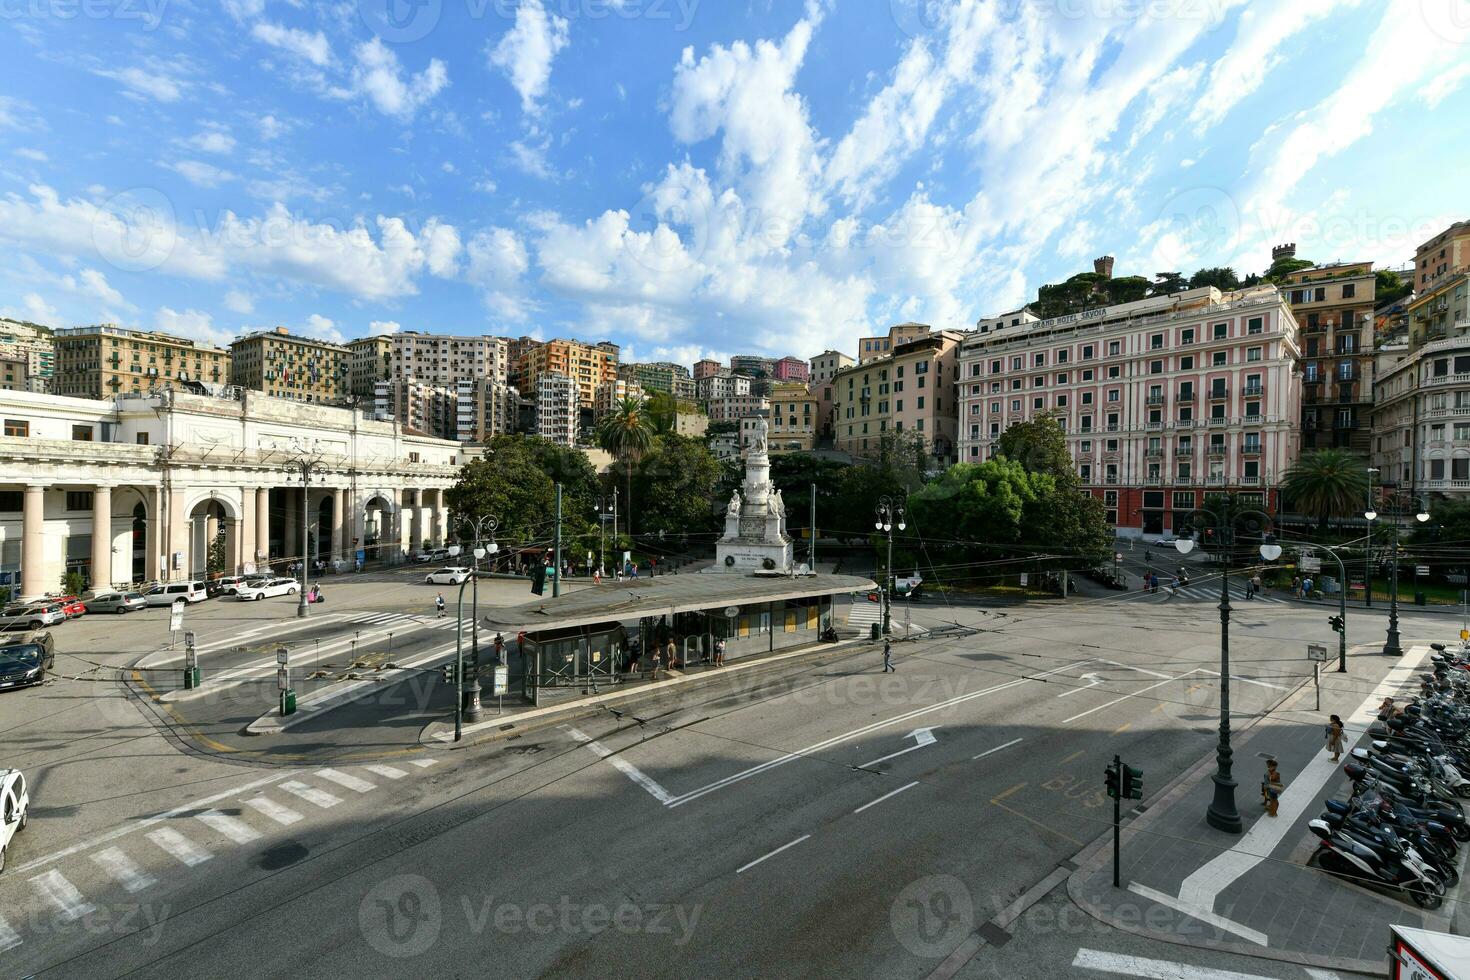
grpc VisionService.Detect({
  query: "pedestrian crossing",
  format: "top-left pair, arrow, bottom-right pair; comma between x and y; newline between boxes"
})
846,600 -> 883,628
0,759 -> 434,957
347,610 -> 461,631
1130,584 -> 1290,605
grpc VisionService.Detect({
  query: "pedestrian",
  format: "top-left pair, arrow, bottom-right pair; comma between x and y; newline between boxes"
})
493,633 -> 506,665
435,592 -> 446,618
666,637 -> 679,670
651,644 -> 663,680
1325,714 -> 1346,762
1250,573 -> 1262,599
1261,758 -> 1284,817
1303,576 -> 1314,599
1149,572 -> 1159,594
1291,575 -> 1301,598
593,568 -> 601,585
882,640 -> 895,673
1168,575 -> 1179,596
714,637 -> 726,667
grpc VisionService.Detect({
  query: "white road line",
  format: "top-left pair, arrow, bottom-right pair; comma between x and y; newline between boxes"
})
279,781 -> 342,809
1127,882 -> 1268,946
973,738 -> 1023,760
853,781 -> 920,814
13,770 -> 298,875
243,796 -> 302,826
0,914 -> 21,952
408,758 -> 437,768
1056,673 -> 1103,698
30,869 -> 97,921
1303,970 -> 1344,980
91,846 -> 157,894
147,827 -> 213,867
565,726 -> 675,805
314,768 -> 377,793
668,659 -> 1095,808
197,809 -> 262,844
1073,947 -> 1276,979
1098,659 -> 1173,680
364,764 -> 408,780
1177,644 -> 1428,917
1062,672 -> 1199,725
736,835 -> 812,874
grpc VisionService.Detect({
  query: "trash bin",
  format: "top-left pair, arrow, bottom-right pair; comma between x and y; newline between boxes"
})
280,689 -> 297,716
870,622 -> 881,640
1415,592 -> 1427,606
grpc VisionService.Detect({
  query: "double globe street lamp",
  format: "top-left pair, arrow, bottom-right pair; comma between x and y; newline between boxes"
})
452,513 -> 498,734
1174,501 -> 1281,834
1365,494 -> 1430,658
874,496 -> 906,636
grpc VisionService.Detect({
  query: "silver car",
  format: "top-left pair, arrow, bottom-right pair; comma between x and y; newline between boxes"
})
85,591 -> 148,614
1,604 -> 66,631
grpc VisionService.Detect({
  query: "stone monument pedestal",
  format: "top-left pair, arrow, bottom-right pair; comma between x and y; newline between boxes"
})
711,417 -> 796,574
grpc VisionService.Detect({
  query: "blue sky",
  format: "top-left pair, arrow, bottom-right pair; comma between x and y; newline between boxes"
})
1,0 -> 1466,364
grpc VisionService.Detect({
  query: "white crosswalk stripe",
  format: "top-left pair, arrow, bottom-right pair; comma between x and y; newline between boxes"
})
91,846 -> 157,894
243,796 -> 303,826
30,869 -> 97,921
0,913 -> 21,952
847,602 -> 882,626
364,764 -> 408,780
409,758 -> 437,768
314,768 -> 376,793
197,809 -> 262,844
279,780 -> 342,809
147,827 -> 213,867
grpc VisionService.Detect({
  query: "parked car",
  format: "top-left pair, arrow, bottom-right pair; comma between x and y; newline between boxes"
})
141,581 -> 209,606
413,550 -> 434,564
85,591 -> 148,614
235,577 -> 299,601
51,595 -> 87,618
429,548 -> 451,563
425,566 -> 471,586
0,634 -> 55,690
207,576 -> 250,598
1,603 -> 66,630
0,768 -> 31,874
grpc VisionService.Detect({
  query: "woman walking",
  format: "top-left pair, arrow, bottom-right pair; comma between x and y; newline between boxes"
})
1325,715 -> 1346,762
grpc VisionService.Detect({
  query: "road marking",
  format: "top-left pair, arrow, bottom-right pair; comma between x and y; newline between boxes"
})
315,768 -> 377,793
736,835 -> 811,874
1059,750 -> 1085,764
565,726 -> 675,805
1072,947 -> 1276,978
1098,659 -> 1173,679
13,770 -> 298,875
243,796 -> 302,826
668,659 -> 1096,809
279,781 -> 342,809
409,759 -> 437,768
1062,672 -> 1198,725
1127,882 -> 1268,946
856,727 -> 940,769
1113,722 -> 1131,735
197,809 -> 262,844
146,827 -> 212,867
990,797 -> 1082,846
0,914 -> 21,952
30,869 -> 97,921
1176,644 -> 1428,918
364,764 -> 408,780
992,782 -> 1026,803
1057,672 -> 1103,698
91,846 -> 157,894
853,781 -> 920,814
973,737 -> 1023,761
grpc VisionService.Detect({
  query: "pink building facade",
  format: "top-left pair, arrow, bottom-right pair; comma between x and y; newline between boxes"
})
772,356 -> 809,382
956,286 -> 1302,537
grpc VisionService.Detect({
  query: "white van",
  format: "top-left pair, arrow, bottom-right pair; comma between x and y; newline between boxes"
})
1,768 -> 30,874
142,581 -> 208,606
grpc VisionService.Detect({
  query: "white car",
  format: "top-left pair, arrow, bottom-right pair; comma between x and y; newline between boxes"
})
1,768 -> 30,875
425,567 -> 471,585
2,603 -> 67,631
236,577 -> 299,601
142,581 -> 209,606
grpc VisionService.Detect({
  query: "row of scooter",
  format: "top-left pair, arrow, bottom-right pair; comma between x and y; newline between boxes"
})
1307,642 -> 1470,911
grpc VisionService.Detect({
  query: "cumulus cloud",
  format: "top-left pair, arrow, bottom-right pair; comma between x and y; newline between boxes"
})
183,126 -> 237,155
348,38 -> 449,121
157,306 -> 234,346
166,159 -> 236,187
369,320 -> 401,335
487,0 -> 570,114
93,64 -> 185,102
251,21 -> 333,67
223,289 -> 254,314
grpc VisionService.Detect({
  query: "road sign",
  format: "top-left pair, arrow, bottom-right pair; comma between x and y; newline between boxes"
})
276,646 -> 289,665
168,600 -> 185,633
1417,565 -> 1431,576
1307,643 -> 1328,662
490,663 -> 509,696
276,666 -> 289,691
1298,556 -> 1322,573
724,605 -> 741,618
1114,552 -> 1123,563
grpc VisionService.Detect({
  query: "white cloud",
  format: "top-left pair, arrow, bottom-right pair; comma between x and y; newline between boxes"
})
368,319 -> 401,335
348,38 -> 449,121
223,289 -> 254,314
467,226 -> 531,320
8,292 -> 58,324
257,114 -> 289,140
157,306 -> 233,346
184,126 -> 236,155
0,96 -> 30,128
93,65 -> 185,103
421,218 -> 462,277
302,313 -> 343,342
74,268 -> 127,308
166,159 -> 236,187
15,147 -> 47,162
487,0 -> 570,114
251,21 -> 333,68
474,178 -> 498,194
506,133 -> 556,179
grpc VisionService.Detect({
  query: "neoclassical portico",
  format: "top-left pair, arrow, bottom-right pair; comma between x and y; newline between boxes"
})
0,387 -> 461,599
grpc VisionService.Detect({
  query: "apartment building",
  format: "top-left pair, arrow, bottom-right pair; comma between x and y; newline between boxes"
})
808,350 -> 854,386
391,332 -> 510,387
856,322 -> 932,364
1277,253 -> 1376,453
53,324 -> 230,399
706,394 -> 769,424
0,354 -> 34,391
1371,332 -> 1470,500
693,358 -> 722,380
695,372 -> 752,402
1414,220 -> 1470,292
767,382 -> 819,451
517,338 -> 618,410
229,327 -> 350,404
0,319 -> 54,392
469,377 -> 521,441
1408,271 -> 1470,350
618,361 -> 692,398
956,285 -> 1302,536
832,329 -> 965,463
772,356 -> 809,382
374,378 -> 457,440
975,307 -> 1040,336
729,354 -> 775,378
594,377 -> 646,417
535,372 -> 579,447
346,335 -> 393,400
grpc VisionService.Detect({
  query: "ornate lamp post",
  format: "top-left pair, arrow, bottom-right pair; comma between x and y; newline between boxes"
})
1365,467 -> 1378,607
1368,493 -> 1430,658
454,513 -> 498,725
284,441 -> 326,619
874,495 -> 905,636
1175,499 -> 1280,834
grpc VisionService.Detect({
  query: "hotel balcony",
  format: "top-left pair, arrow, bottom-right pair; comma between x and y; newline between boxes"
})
1243,384 -> 1264,398
1208,387 -> 1230,400
1239,445 -> 1263,456
1146,394 -> 1166,406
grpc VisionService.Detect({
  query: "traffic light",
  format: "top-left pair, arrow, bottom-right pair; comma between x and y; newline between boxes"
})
531,564 -> 547,595
1123,764 -> 1144,800
1104,763 -> 1120,800
1328,615 -> 1344,634
441,662 -> 458,684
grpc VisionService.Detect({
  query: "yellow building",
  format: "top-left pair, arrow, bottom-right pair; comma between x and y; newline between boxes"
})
346,335 -> 393,400
767,382 -> 819,451
517,338 -> 619,410
230,327 -> 350,404
52,324 -> 230,400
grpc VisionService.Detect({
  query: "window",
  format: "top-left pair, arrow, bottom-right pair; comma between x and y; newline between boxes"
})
1107,365 -> 1121,379
1108,341 -> 1120,356
1011,399 -> 1021,411
1034,352 -> 1046,367
1247,316 -> 1263,334
3,419 -> 28,437
1149,360 -> 1163,374
1057,349 -> 1069,364
1341,283 -> 1355,299
991,360 -> 1002,374
1080,440 -> 1092,452
1180,356 -> 1194,370
1150,333 -> 1164,350
1056,373 -> 1068,384
990,402 -> 1000,413
72,424 -> 94,441
1011,378 -> 1023,391
1107,389 -> 1120,402
1032,376 -> 1045,388
1212,351 -> 1227,366
970,363 -> 981,377
1181,328 -> 1196,345
65,491 -> 93,512
1082,345 -> 1095,360
1033,397 -> 1044,409
135,432 -> 150,445
1106,439 -> 1119,451
1213,323 -> 1228,340
1246,347 -> 1262,362
1011,356 -> 1022,370
1056,394 -> 1068,407
0,490 -> 22,511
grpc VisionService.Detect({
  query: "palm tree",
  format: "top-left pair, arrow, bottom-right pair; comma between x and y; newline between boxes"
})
1283,448 -> 1369,533
596,396 -> 655,538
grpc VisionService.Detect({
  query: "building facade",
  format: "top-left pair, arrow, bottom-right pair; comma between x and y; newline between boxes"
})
975,307 -> 1040,336
229,327 -> 350,404
391,332 -> 510,388
0,319 -> 54,392
956,285 -> 1302,535
729,355 -> 776,378
695,372 -> 752,402
1371,334 -> 1470,499
772,356 -> 809,382
0,387 -> 460,598
535,372 -> 579,447
1408,270 -> 1470,350
517,338 -> 618,410
832,329 -> 964,463
618,361 -> 691,397
856,322 -> 932,363
1279,257 -> 1376,453
374,378 -> 457,441
693,358 -> 722,380
808,350 -> 854,386
52,325 -> 230,400
1414,220 -> 1470,292
767,382 -> 819,451
346,335 -> 393,401
706,394 -> 769,424
594,377 -> 646,417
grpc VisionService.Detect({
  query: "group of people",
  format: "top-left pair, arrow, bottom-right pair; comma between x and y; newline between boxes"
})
1140,569 -> 1187,595
1289,575 -> 1316,599
630,635 -> 726,680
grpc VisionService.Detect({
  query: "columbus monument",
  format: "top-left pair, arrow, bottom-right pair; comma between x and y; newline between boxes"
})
712,416 -> 796,573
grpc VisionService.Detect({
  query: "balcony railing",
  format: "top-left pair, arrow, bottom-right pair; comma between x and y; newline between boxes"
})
1240,445 -> 1263,456
1207,445 -> 1227,456
1174,447 -> 1194,457
1146,394 -> 1166,405
1207,417 -> 1229,427
1242,384 -> 1264,397
1175,419 -> 1195,429
1208,387 -> 1230,400
1145,447 -> 1164,457
1175,391 -> 1197,402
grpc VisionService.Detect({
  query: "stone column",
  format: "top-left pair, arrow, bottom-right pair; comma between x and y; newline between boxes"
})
282,489 -> 297,560
408,489 -> 423,552
167,486 -> 187,581
91,485 -> 113,591
144,486 -> 161,582
204,506 -> 219,578
20,484 -> 46,599
254,487 -> 270,570
333,487 -> 348,561
237,489 -> 254,574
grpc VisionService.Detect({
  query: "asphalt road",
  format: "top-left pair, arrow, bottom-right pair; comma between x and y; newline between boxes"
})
5,573 -> 1440,978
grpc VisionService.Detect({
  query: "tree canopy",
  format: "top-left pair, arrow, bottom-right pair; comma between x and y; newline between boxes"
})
1283,449 -> 1370,532
629,434 -> 723,539
1189,267 -> 1241,291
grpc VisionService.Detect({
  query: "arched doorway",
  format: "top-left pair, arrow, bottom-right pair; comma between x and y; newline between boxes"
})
131,502 -> 147,583
362,494 -> 393,564
313,494 -> 334,570
187,497 -> 237,579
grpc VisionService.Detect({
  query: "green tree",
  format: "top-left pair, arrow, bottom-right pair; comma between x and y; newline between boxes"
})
996,415 -> 1075,484
1409,498 -> 1470,586
1283,449 -> 1370,533
1375,269 -> 1412,306
445,438 -> 557,545
630,434 -> 722,539
61,569 -> 87,597
595,396 -> 655,537
520,436 -> 600,518
1189,267 -> 1241,291
1147,272 -> 1187,297
768,453 -> 848,542
645,391 -> 679,436
1263,255 -> 1314,283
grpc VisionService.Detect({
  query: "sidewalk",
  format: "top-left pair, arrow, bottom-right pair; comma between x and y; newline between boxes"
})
1068,641 -> 1454,974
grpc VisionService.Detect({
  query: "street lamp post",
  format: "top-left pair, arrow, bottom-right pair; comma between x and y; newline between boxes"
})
874,495 -> 906,636
1365,468 -> 1378,608
1175,500 -> 1280,835
455,513 -> 498,723
1368,493 -> 1430,659
284,443 -> 326,620
1295,543 -> 1351,672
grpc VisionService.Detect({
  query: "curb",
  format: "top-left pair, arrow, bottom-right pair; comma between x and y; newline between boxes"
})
1062,645 -> 1406,975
